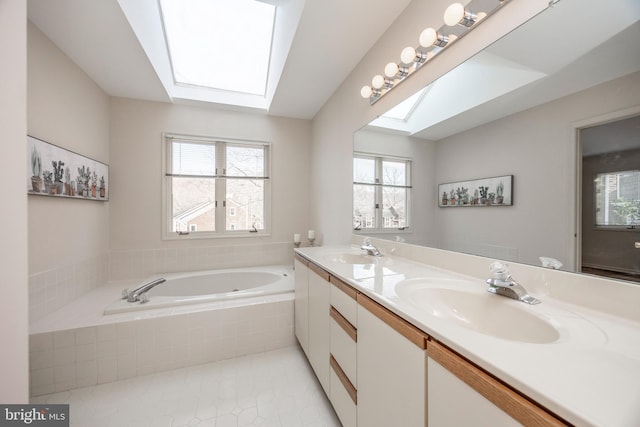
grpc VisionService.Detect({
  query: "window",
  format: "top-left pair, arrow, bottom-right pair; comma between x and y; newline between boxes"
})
163,134 -> 269,238
594,169 -> 640,228
353,154 -> 411,232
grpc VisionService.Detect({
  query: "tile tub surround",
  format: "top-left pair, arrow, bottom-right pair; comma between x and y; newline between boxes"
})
31,346 -> 341,427
29,242 -> 294,324
108,242 -> 296,282
29,295 -> 295,397
29,252 -> 108,324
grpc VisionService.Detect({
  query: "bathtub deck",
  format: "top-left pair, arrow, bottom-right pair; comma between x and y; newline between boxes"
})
30,280 -> 294,335
30,266 -> 296,397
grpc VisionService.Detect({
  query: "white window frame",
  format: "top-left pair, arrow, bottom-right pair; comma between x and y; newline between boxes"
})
594,169 -> 640,230
162,133 -> 271,240
353,153 -> 412,234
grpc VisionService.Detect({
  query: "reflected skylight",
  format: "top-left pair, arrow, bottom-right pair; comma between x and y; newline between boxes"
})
160,0 -> 275,96
381,87 -> 427,121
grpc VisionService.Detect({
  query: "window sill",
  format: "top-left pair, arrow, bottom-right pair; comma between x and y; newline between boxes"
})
162,231 -> 272,241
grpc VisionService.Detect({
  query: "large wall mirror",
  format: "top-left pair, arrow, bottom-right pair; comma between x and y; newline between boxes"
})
354,0 -> 640,282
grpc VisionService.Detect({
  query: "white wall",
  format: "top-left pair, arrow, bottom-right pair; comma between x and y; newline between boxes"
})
27,23 -> 110,321
108,98 -> 311,277
434,72 -> 640,269
310,0 -> 550,245
0,0 -> 28,402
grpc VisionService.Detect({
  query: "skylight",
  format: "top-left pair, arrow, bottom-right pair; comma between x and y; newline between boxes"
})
381,87 -> 427,121
159,0 -> 275,96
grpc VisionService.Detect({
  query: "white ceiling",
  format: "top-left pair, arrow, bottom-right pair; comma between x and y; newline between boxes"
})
27,0 -> 414,119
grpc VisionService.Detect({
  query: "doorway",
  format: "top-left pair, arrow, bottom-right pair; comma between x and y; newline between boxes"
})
579,114 -> 640,283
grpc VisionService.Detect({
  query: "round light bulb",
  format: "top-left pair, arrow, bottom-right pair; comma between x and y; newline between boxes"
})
400,46 -> 416,64
419,28 -> 437,47
371,75 -> 385,90
360,85 -> 373,99
444,3 -> 464,26
384,62 -> 399,78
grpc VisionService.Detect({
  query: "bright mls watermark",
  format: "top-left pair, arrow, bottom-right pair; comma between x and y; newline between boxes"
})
0,405 -> 69,426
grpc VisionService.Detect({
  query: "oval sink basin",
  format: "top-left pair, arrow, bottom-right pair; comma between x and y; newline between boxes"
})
397,283 -> 560,344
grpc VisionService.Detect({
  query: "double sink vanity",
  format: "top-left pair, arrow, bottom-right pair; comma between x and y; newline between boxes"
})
294,238 -> 640,426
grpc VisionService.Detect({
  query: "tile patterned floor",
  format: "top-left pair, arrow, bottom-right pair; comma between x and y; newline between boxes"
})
31,346 -> 341,427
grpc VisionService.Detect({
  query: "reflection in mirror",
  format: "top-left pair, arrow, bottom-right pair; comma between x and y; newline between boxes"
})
581,115 -> 640,282
353,0 -> 640,282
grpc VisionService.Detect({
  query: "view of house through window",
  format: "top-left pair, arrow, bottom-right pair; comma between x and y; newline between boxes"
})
166,136 -> 269,236
353,154 -> 411,231
594,169 -> 640,227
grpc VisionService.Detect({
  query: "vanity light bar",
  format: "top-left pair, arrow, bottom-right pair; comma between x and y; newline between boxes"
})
361,0 -> 511,105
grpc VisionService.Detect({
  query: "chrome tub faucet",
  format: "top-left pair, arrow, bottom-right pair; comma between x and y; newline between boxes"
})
122,278 -> 166,303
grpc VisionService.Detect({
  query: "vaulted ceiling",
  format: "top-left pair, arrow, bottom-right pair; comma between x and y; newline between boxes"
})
27,0 -> 413,119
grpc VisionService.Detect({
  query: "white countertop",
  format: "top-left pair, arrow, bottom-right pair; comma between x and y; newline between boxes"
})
296,245 -> 640,427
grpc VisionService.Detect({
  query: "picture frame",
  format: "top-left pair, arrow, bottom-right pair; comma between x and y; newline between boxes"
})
27,135 -> 109,201
438,175 -> 512,207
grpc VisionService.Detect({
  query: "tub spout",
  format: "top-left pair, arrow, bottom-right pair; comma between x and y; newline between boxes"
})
124,278 -> 166,303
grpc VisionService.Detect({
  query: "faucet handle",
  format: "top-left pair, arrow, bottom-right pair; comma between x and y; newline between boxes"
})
489,261 -> 510,281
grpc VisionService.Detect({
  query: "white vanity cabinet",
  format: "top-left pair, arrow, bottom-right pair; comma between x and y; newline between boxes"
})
307,261 -> 331,395
329,276 -> 358,427
428,341 -> 568,427
356,293 -> 428,427
294,254 -> 309,357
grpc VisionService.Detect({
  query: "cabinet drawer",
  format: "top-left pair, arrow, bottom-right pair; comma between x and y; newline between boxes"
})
330,358 -> 357,427
330,277 -> 358,326
330,308 -> 357,386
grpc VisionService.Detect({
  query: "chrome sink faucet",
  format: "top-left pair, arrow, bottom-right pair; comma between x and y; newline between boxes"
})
361,238 -> 382,257
485,262 -> 541,305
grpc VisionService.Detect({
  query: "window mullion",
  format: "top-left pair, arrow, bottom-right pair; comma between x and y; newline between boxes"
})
215,143 -> 226,231
375,157 -> 383,229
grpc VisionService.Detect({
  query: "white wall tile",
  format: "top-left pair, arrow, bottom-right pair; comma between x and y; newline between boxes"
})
29,253 -> 109,322
75,327 -> 96,345
97,339 -> 117,360
53,330 -> 75,349
30,349 -> 54,371
97,357 -> 117,384
30,333 -> 53,352
75,360 -> 97,388
75,343 -> 97,363
96,324 -> 116,342
53,347 -> 75,366
53,363 -> 76,391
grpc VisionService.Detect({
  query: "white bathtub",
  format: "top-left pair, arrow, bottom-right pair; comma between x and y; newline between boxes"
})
30,264 -> 296,396
104,264 -> 294,314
